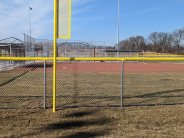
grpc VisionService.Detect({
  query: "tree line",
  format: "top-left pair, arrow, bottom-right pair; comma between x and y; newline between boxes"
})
119,28 -> 184,54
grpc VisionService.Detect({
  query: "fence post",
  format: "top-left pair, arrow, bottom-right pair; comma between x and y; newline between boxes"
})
120,61 -> 124,108
44,61 -> 46,109
77,43 -> 80,57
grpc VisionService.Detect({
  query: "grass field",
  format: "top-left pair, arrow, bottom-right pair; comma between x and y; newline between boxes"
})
1,62 -> 184,137
143,52 -> 184,57
1,106 -> 184,137
1,67 -> 184,108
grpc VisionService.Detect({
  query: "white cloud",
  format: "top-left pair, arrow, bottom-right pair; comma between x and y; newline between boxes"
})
0,0 -> 96,41
0,0 -> 53,40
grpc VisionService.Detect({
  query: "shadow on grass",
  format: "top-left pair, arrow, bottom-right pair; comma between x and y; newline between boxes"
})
45,117 -> 112,130
123,88 -> 184,107
56,88 -> 184,108
125,88 -> 184,99
124,102 -> 184,107
72,63 -> 79,104
22,63 -> 53,68
64,110 -> 94,118
0,62 -> 53,87
0,68 -> 35,87
57,88 -> 184,100
62,130 -> 109,138
17,110 -> 114,138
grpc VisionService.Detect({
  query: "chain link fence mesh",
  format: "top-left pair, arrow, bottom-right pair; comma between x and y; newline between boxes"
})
0,61 -> 45,109
56,61 -> 121,108
123,61 -> 184,106
0,60 -> 184,109
57,41 -> 143,58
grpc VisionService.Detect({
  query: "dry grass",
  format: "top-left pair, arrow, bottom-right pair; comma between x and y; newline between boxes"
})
1,67 -> 184,137
1,69 -> 184,107
143,52 -> 183,57
0,106 -> 184,138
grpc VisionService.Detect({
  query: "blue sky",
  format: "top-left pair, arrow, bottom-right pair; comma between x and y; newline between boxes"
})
0,0 -> 184,45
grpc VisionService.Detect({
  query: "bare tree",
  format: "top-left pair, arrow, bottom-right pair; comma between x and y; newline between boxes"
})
149,32 -> 161,52
158,33 -> 173,46
172,29 -> 184,48
119,36 -> 146,50
119,39 -> 132,50
149,32 -> 173,52
149,32 -> 159,46
119,28 -> 184,54
129,36 -> 145,49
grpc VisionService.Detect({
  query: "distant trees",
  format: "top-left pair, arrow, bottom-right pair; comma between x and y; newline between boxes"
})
149,32 -> 173,52
119,36 -> 146,51
172,29 -> 184,48
119,28 -> 184,54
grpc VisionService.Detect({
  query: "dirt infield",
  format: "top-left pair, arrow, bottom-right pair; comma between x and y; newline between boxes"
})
54,62 -> 184,73
13,62 -> 184,73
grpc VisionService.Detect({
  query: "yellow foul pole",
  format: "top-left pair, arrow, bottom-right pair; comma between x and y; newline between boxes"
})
53,0 -> 58,113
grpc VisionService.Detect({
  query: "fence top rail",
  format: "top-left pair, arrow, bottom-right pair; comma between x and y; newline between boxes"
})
1,57 -> 184,61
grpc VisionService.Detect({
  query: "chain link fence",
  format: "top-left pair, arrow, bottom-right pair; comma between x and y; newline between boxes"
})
56,61 -> 121,108
0,60 -> 184,109
1,35 -> 144,59
57,41 -> 143,58
123,61 -> 184,106
0,61 -> 47,109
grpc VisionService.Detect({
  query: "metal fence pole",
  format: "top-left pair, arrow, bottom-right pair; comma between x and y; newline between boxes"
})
78,43 -> 80,57
44,61 -> 46,109
64,44 -> 66,57
120,61 -> 124,108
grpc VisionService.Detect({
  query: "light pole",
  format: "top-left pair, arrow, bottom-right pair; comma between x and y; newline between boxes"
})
117,0 -> 120,57
29,7 -> 32,39
29,7 -> 32,56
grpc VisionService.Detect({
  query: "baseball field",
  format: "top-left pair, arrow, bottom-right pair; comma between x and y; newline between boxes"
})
0,61 -> 184,137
